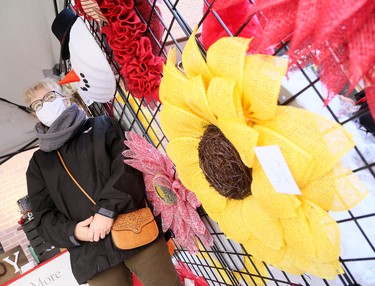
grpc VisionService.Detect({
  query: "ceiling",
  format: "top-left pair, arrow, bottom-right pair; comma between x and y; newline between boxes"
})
0,0 -> 65,163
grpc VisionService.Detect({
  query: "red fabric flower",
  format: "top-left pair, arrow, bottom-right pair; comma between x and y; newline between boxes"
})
251,0 -> 375,119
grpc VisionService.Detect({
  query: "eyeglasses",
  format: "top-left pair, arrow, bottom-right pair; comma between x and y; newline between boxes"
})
29,91 -> 65,112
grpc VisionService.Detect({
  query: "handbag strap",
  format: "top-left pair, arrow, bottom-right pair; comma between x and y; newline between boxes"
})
57,150 -> 96,205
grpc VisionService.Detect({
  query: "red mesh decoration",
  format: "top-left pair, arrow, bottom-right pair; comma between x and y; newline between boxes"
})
201,0 -> 274,54
252,0 -> 375,119
250,0 -> 298,52
348,11 -> 375,83
290,0 -> 318,50
96,0 -> 165,107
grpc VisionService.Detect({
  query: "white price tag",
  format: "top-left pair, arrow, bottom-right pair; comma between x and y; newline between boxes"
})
184,278 -> 195,286
254,145 -> 301,195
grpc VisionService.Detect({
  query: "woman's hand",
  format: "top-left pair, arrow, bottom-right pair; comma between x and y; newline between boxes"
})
74,216 -> 94,242
88,213 -> 114,242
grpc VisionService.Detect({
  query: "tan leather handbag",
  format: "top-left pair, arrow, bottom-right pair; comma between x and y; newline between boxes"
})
57,150 -> 159,250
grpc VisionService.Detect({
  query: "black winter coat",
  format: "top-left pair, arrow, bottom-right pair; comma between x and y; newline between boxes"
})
26,116 -> 162,284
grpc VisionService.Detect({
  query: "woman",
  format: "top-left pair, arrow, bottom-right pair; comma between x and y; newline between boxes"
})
24,78 -> 182,286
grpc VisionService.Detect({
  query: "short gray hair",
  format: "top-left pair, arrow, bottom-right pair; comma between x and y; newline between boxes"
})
23,78 -> 62,106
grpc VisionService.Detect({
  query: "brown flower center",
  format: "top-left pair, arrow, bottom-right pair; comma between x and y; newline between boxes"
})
198,124 -> 252,200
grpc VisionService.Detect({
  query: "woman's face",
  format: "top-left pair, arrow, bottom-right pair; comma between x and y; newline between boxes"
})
31,87 -> 69,127
30,87 -> 69,112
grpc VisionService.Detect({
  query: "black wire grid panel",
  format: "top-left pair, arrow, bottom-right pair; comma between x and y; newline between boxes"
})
69,0 -> 375,285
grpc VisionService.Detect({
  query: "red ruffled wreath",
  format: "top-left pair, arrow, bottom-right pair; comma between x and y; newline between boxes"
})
87,0 -> 165,107
251,0 -> 375,119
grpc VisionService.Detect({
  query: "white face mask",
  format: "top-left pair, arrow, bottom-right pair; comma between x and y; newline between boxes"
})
36,98 -> 67,127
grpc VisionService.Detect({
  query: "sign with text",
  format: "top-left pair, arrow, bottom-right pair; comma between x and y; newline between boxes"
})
5,251 -> 86,286
254,145 -> 301,195
0,245 -> 29,284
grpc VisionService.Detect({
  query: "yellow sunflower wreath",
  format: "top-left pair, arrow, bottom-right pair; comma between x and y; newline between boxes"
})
159,29 -> 368,279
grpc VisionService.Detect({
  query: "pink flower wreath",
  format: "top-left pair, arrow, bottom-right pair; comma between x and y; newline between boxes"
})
123,131 -> 213,254
96,0 -> 165,107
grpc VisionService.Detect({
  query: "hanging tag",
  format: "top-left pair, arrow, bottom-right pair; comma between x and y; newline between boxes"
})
254,145 -> 301,195
184,278 -> 195,286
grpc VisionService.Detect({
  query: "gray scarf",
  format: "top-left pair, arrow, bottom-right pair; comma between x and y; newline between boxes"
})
35,104 -> 87,152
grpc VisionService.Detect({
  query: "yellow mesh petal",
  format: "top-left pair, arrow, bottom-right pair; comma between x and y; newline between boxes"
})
243,55 -> 287,121
303,200 -> 341,263
218,199 -> 253,243
241,196 -> 284,250
259,106 -> 354,182
281,206 -> 316,260
298,260 -> 344,280
316,115 -> 354,163
238,256 -> 268,286
166,137 -> 200,190
206,36 -> 250,95
183,75 -> 217,124
251,166 -> 301,218
290,252 -> 344,280
279,201 -> 343,279
273,250 -> 305,275
160,103 -> 209,140
206,209 -> 223,222
160,48 -> 190,109
302,164 -> 368,211
287,201 -> 342,279
243,234 -> 286,265
182,28 -> 212,79
274,237 -> 342,279
255,124 -> 314,188
192,170 -> 228,213
207,77 -> 246,123
217,119 -> 258,168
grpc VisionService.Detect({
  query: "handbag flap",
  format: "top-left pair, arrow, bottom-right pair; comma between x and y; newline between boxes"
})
112,207 -> 155,233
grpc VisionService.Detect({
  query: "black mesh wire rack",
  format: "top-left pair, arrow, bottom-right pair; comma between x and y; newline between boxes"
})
67,1 -> 375,285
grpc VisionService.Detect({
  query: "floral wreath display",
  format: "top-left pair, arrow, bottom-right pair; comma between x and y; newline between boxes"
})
92,0 -> 165,107
122,131 -> 213,253
158,29 -> 368,279
249,0 -> 375,119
